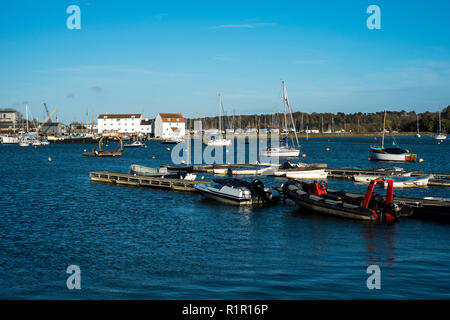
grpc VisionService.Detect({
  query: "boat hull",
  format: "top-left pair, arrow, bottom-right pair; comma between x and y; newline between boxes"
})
194,184 -> 252,205
285,169 -> 328,179
260,148 -> 300,157
369,147 -> 417,162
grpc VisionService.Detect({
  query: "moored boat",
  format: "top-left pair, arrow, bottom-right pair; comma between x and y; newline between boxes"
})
260,146 -> 300,157
260,81 -> 301,158
434,110 -> 447,140
0,136 -> 19,144
369,110 -> 417,162
124,141 -> 145,148
282,179 -> 412,221
228,165 -> 275,176
161,137 -> 184,144
131,164 -> 197,180
195,178 -> 278,206
284,169 -> 328,179
382,175 -> 432,188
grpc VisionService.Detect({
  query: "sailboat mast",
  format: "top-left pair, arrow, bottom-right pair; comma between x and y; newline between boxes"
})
218,93 -> 222,135
417,114 -> 419,134
283,82 -> 299,146
26,104 -> 29,133
382,110 -> 386,149
282,81 -> 288,133
439,110 -> 442,134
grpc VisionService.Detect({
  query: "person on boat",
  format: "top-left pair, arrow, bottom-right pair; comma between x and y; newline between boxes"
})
282,160 -> 295,169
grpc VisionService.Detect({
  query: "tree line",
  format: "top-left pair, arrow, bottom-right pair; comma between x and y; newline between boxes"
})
189,106 -> 450,133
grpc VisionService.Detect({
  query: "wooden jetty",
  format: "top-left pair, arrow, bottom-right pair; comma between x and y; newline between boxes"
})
164,163 -> 450,187
326,168 -> 450,187
89,171 -> 209,192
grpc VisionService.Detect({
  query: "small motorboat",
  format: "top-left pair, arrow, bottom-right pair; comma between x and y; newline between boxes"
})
130,164 -> 197,180
195,178 -> 278,206
19,140 -> 30,147
161,137 -> 184,144
124,141 -> 145,148
382,175 -> 432,188
284,169 -> 328,179
206,138 -> 232,146
282,179 -> 413,221
260,146 -> 300,157
228,165 -> 275,176
32,140 -> 42,146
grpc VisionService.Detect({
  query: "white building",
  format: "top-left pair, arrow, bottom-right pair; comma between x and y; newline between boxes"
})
154,113 -> 185,138
97,114 -> 143,134
139,119 -> 153,136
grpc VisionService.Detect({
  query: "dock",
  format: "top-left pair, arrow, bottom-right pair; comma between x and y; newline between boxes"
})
162,164 -> 450,187
326,168 -> 450,187
89,171 -> 209,192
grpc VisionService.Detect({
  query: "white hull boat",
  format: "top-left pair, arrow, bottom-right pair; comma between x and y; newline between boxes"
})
434,133 -> 447,140
434,110 -> 447,140
369,146 -> 417,162
383,175 -> 432,188
124,141 -> 145,148
353,170 -> 412,183
0,136 -> 19,144
285,169 -> 328,179
229,165 -> 274,176
194,178 -> 277,206
260,147 -> 300,157
206,138 -> 232,146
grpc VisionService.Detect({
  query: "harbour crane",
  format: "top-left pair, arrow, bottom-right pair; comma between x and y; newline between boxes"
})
43,103 -> 52,123
37,108 -> 57,133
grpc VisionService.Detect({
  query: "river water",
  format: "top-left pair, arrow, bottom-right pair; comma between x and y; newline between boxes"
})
0,136 -> 449,299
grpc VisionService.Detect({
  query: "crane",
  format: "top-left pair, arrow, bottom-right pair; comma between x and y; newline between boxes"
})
37,108 -> 57,132
43,103 -> 52,123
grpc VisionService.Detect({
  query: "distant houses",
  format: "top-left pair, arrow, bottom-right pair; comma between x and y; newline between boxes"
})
95,112 -> 187,138
154,113 -> 185,138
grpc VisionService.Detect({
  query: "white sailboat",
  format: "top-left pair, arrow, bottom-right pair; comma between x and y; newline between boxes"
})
369,110 -> 417,162
19,104 -> 31,147
260,81 -> 300,157
434,110 -> 447,140
206,93 -> 232,146
416,114 -> 421,138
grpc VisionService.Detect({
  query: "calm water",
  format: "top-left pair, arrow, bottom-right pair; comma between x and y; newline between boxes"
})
0,136 -> 449,299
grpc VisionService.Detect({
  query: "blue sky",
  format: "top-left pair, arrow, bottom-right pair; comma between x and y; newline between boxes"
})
0,0 -> 449,123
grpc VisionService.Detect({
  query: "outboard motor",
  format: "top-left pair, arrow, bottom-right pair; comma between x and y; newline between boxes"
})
251,179 -> 273,204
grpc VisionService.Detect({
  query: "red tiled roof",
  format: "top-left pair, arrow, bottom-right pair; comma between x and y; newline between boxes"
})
158,113 -> 185,123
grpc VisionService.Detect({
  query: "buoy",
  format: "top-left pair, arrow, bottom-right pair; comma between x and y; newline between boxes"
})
152,156 -> 156,159
83,149 -> 86,152
406,149 -> 410,153
48,157 -> 52,162
166,147 -> 170,151
374,137 -> 377,140
302,154 -> 307,158
326,147 -> 330,151
419,158 -> 424,163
